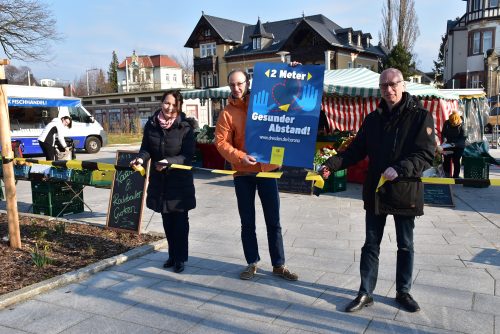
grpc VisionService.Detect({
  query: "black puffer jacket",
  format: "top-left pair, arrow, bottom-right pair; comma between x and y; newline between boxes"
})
441,119 -> 466,148
136,110 -> 196,213
324,92 -> 435,214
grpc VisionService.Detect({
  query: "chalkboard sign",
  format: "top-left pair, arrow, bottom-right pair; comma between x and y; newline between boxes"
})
277,166 -> 313,195
424,184 -> 454,207
106,150 -> 149,233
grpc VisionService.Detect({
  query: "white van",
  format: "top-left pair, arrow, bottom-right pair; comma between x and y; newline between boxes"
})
6,85 -> 107,154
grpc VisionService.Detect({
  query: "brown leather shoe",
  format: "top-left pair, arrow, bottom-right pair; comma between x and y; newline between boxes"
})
240,264 -> 257,280
345,294 -> 374,312
272,265 -> 298,281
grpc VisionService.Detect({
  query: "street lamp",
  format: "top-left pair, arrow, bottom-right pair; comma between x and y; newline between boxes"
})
86,68 -> 99,96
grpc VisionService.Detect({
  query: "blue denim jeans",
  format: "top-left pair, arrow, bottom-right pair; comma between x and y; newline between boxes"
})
359,211 -> 415,296
233,176 -> 285,267
162,211 -> 189,262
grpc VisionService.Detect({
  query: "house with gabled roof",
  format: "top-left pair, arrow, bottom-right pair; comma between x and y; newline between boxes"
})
185,12 -> 387,89
116,51 -> 186,93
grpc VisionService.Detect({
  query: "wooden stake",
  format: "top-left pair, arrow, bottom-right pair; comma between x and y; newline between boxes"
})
0,59 -> 21,249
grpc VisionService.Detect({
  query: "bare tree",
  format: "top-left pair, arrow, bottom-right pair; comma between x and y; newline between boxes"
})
396,0 -> 420,51
171,50 -> 194,87
5,64 -> 38,85
378,0 -> 395,49
0,0 -> 61,61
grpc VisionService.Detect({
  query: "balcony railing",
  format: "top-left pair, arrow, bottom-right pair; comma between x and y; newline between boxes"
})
194,55 -> 218,72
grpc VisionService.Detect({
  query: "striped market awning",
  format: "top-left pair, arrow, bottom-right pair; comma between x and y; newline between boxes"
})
322,96 -> 459,142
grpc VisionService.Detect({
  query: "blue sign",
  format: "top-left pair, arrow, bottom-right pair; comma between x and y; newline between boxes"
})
245,62 -> 324,168
7,97 -> 81,107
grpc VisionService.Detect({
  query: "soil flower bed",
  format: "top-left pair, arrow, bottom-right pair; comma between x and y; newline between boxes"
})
0,213 -> 162,296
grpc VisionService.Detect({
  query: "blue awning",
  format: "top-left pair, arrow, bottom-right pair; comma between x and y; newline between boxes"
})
7,97 -> 81,107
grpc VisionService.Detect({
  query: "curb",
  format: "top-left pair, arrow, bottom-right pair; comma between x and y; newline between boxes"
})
0,238 -> 167,309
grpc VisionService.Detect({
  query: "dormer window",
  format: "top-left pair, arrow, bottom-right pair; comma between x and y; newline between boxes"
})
348,32 -> 352,44
357,35 -> 361,47
366,37 -> 371,46
253,37 -> 262,50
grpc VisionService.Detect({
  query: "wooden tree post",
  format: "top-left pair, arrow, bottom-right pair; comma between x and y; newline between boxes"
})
0,59 -> 21,248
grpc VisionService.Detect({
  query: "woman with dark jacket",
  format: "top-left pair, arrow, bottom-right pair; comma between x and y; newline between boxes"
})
130,90 -> 196,273
441,111 -> 467,178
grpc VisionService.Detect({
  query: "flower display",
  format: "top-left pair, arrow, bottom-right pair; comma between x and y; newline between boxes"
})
313,145 -> 337,167
196,125 -> 215,144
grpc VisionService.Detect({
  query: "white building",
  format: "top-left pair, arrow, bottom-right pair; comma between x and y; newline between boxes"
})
117,51 -> 185,93
443,0 -> 500,97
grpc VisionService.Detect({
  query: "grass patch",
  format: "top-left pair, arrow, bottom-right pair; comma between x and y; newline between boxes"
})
107,133 -> 143,145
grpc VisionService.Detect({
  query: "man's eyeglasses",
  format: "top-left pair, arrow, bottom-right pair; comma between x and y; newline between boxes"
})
379,81 -> 403,89
229,81 -> 247,88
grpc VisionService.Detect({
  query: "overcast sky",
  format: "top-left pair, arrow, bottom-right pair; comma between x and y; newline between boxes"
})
7,0 -> 466,83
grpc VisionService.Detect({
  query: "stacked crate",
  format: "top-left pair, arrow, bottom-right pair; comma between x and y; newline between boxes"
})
31,181 -> 84,216
463,157 -> 489,188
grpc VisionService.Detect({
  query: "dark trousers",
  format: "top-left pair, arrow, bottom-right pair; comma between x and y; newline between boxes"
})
359,211 -> 415,296
443,147 -> 464,178
161,211 -> 189,262
38,140 -> 56,160
233,176 -> 285,267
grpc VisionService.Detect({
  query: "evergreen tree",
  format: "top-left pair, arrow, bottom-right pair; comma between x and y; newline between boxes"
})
384,43 -> 415,79
432,34 -> 446,88
108,51 -> 119,92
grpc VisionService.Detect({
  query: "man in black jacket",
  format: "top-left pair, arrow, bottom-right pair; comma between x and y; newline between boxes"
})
321,68 -> 435,313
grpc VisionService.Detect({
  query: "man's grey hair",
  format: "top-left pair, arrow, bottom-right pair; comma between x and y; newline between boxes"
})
380,68 -> 404,82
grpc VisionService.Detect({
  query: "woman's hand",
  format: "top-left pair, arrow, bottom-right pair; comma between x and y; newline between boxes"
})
155,159 -> 169,172
130,158 -> 143,166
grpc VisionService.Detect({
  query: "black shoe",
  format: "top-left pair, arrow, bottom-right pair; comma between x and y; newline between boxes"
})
395,292 -> 420,312
174,262 -> 185,273
344,294 -> 374,312
163,258 -> 174,268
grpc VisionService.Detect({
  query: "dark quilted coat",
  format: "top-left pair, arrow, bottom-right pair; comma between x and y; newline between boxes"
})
136,110 -> 196,213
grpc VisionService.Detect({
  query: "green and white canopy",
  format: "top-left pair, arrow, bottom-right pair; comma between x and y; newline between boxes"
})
323,68 -> 458,100
182,86 -> 231,100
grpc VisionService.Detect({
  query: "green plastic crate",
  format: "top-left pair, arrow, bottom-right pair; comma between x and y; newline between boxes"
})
463,157 -> 489,188
33,201 -> 84,217
48,167 -> 72,182
90,170 -> 114,188
32,190 -> 82,207
323,173 -> 347,193
31,180 -> 72,193
71,169 -> 93,185
14,165 -> 31,179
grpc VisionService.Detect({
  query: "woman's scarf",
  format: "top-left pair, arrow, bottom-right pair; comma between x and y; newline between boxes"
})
157,110 -> 178,129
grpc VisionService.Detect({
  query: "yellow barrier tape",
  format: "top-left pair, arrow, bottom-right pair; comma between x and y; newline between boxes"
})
421,177 -> 455,185
256,172 -> 283,178
306,172 -> 325,189
66,160 -> 82,170
170,163 -> 193,170
211,169 -> 237,175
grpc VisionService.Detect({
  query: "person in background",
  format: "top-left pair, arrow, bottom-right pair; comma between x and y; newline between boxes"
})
215,68 -> 298,281
37,114 -> 72,160
320,68 -> 435,313
441,111 -> 467,178
130,90 -> 196,273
